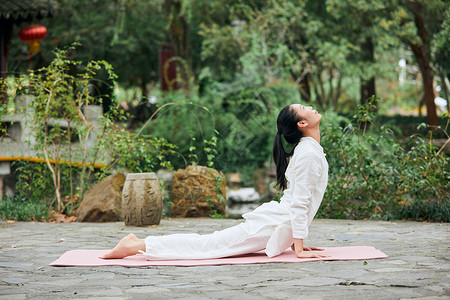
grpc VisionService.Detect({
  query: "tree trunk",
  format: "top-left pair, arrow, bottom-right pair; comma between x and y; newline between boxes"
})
0,19 -> 13,104
291,69 -> 311,102
407,2 -> 439,128
333,74 -> 342,111
164,0 -> 190,90
360,77 -> 376,105
360,36 -> 376,106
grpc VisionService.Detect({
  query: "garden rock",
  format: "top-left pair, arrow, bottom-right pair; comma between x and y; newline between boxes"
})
170,165 -> 226,217
77,172 -> 126,222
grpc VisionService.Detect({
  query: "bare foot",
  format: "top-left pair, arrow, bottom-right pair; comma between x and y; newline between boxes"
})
100,233 -> 145,259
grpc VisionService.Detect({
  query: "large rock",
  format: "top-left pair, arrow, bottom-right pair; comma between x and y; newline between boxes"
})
170,165 -> 226,217
77,173 -> 126,222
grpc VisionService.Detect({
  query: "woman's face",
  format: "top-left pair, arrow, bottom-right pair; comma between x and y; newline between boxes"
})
292,104 -> 322,126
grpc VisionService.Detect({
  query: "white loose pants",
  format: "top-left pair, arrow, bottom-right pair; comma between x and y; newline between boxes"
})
142,201 -> 293,260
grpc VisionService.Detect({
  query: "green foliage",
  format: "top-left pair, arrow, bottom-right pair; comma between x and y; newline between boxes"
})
139,90 -> 223,169
4,1 -> 448,222
7,47 -> 182,217
0,197 -> 48,221
105,126 -> 177,173
399,199 -> 450,222
11,44 -> 120,212
319,99 -> 449,221
12,160 -> 109,216
13,161 -> 55,203
215,173 -> 226,204
0,99 -> 6,136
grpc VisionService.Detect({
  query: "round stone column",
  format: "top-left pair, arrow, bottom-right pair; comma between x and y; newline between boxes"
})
122,173 -> 162,226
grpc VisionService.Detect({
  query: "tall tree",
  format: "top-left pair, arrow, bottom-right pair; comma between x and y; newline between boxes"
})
405,1 -> 439,127
326,0 -> 394,107
382,0 -> 447,127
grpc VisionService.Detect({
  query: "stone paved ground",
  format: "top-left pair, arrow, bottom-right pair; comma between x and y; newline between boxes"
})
0,218 -> 448,300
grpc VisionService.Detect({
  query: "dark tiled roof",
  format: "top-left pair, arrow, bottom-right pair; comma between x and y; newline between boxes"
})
0,0 -> 57,23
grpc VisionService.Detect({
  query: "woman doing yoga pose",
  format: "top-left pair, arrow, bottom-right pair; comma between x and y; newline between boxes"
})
101,104 -> 329,260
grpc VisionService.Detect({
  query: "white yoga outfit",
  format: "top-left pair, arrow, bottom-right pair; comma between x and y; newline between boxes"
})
142,137 -> 329,260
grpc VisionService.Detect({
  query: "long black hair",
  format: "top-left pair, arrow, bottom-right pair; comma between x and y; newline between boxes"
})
272,105 -> 303,190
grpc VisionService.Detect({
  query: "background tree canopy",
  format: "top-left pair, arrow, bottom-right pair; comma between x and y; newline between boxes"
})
6,0 -> 449,172
7,1 -> 449,111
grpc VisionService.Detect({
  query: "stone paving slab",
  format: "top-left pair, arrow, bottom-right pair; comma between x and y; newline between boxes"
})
0,218 -> 448,299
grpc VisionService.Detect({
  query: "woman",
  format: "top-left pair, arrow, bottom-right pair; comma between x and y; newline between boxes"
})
101,104 -> 329,260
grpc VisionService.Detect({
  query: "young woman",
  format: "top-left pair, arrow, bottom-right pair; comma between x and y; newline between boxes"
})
101,104 -> 329,260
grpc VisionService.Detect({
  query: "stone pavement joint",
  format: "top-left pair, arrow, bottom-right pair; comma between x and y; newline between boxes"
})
0,218 -> 448,299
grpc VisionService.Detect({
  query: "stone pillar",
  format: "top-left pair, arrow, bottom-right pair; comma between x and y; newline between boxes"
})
122,173 -> 162,226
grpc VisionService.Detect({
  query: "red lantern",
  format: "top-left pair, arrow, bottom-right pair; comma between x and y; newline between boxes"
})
19,25 -> 47,54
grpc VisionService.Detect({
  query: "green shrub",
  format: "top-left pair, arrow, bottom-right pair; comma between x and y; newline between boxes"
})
11,44 -> 120,212
318,98 -> 449,221
12,160 -> 105,215
399,199 -> 450,222
9,45 -> 178,216
142,77 -> 300,178
13,161 -> 55,203
105,126 -> 177,173
0,197 -> 49,221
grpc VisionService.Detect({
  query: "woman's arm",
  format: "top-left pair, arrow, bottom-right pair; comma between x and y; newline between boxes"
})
290,153 -> 322,239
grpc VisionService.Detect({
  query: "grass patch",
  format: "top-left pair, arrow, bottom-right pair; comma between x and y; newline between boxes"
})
0,197 -> 49,221
399,200 -> 450,222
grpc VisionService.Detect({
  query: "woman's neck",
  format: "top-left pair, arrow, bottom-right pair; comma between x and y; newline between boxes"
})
303,128 -> 321,144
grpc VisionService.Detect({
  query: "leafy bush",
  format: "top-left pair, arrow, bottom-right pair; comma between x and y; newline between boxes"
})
13,161 -> 56,203
0,197 -> 48,221
318,98 -> 449,221
105,127 -> 177,173
143,76 -> 300,178
11,44 -> 120,212
12,160 -> 106,215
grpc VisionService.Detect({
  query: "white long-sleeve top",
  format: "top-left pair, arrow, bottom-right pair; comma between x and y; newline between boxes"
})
242,137 -> 328,240
279,137 -> 328,239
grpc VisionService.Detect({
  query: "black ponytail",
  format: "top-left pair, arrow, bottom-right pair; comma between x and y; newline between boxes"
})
272,105 -> 303,190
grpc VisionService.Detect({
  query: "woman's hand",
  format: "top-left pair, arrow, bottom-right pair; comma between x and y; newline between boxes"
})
292,238 -> 330,258
303,245 -> 324,251
290,244 -> 324,251
295,250 -> 330,259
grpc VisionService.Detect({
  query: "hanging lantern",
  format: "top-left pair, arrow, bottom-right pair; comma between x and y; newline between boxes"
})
18,25 -> 47,54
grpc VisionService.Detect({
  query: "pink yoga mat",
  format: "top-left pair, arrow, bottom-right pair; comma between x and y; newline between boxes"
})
50,246 -> 387,267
